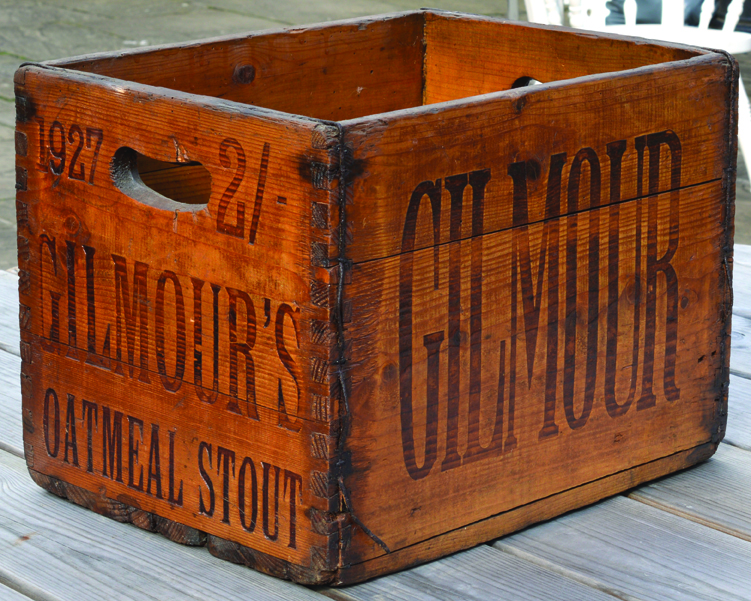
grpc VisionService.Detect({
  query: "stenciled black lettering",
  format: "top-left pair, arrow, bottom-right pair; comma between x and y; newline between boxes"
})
112,255 -> 150,383
82,399 -> 98,473
563,148 -> 601,430
639,131 -> 682,409
262,462 -> 280,541
226,287 -> 258,419
198,441 -> 215,517
127,415 -> 144,491
216,138 -> 247,237
102,406 -> 123,482
168,429 -> 183,506
275,303 -> 302,432
605,139 -> 640,418
63,393 -> 79,466
43,387 -> 60,458
216,446 -> 236,524
155,270 -> 186,392
192,278 -> 221,404
284,469 -> 303,549
238,456 -> 257,532
147,423 -> 163,499
399,179 -> 442,480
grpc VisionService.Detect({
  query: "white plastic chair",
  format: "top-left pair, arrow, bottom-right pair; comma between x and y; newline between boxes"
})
524,0 -> 751,179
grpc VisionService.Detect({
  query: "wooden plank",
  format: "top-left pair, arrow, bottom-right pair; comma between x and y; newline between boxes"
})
629,443 -> 751,542
726,374 -> 751,451
423,10 -> 704,105
0,270 -> 20,356
0,449 -> 327,601
730,313 -> 751,378
496,495 -> 751,601
341,52 -> 734,264
733,244 -> 751,316
49,12 -> 424,122
0,583 -> 33,601
0,349 -> 23,458
325,544 -> 616,601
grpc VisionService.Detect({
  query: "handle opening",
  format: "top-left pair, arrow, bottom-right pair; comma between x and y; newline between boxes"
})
111,147 -> 212,212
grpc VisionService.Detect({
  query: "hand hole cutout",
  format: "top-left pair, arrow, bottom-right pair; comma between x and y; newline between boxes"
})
511,76 -> 543,88
110,147 -> 212,212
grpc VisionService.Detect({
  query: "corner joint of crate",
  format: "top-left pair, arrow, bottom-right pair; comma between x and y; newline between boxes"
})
15,92 -> 36,124
312,123 -> 340,150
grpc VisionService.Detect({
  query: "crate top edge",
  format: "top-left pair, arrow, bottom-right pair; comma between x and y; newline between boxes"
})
13,62 -> 337,131
338,51 -> 734,129
42,10 -> 429,71
14,8 -> 733,129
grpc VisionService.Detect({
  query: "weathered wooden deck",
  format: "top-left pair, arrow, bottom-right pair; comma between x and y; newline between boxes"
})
1,246 -> 750,601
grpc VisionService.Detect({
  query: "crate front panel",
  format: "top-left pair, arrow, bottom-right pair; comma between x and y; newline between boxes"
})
15,66 -> 338,568
340,54 -> 734,562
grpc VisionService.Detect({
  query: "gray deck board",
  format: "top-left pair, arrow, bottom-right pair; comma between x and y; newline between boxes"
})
731,313 -> 751,379
0,270 -> 18,356
496,496 -> 751,601
0,450 -> 327,601
327,545 -> 617,601
727,374 -> 751,451
629,443 -> 751,542
0,349 -> 22,457
734,245 -> 751,317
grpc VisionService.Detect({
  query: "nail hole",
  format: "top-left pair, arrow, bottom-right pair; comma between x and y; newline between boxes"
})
233,64 -> 256,84
111,147 -> 212,211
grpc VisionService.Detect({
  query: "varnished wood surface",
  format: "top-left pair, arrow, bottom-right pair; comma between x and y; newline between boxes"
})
0,249 -> 750,598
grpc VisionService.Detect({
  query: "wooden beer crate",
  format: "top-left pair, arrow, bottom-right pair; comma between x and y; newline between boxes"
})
14,10 -> 736,585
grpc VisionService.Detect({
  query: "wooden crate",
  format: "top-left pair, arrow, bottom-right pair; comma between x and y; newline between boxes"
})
14,10 -> 736,585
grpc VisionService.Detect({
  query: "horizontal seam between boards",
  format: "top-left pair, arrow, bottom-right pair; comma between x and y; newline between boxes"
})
351,176 -> 724,267
25,335 -> 329,429
338,440 -> 716,569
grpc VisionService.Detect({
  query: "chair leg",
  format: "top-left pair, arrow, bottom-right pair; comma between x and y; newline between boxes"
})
737,74 -> 751,183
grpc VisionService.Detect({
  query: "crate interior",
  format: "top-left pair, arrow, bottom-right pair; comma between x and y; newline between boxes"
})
55,11 -> 706,122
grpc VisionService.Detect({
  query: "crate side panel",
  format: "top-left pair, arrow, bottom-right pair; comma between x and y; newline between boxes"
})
16,66 -> 339,573
343,53 -> 732,264
52,13 -> 425,123
424,12 -> 704,104
340,178 -> 730,564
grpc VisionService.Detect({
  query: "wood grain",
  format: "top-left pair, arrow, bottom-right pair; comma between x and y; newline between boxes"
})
0,349 -> 22,457
730,314 -> 751,378
48,12 -> 425,122
629,443 -> 751,542
0,450 -> 327,601
726,374 -> 751,451
0,583 -> 32,601
734,244 -> 751,316
423,10 -> 704,105
341,51 -> 734,263
0,270 -> 21,356
326,544 -> 617,601
339,180 -> 731,563
496,496 -> 751,601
